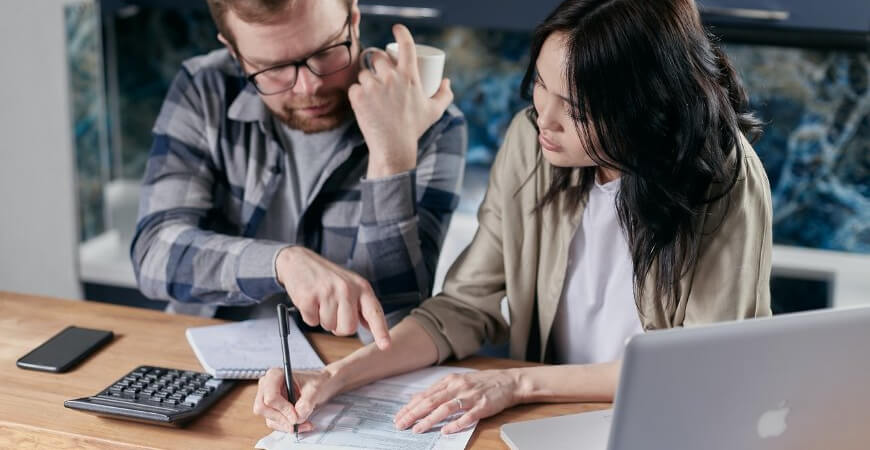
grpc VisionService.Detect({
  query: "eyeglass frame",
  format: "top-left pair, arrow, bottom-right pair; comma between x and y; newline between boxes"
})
237,12 -> 355,96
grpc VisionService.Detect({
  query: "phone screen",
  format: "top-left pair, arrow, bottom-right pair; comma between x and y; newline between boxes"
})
17,326 -> 113,373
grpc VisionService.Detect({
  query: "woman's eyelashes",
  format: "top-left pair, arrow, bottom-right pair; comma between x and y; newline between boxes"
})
535,72 -> 577,120
535,71 -> 546,89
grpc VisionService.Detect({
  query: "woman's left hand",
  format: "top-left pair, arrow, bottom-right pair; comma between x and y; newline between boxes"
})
393,369 -> 523,435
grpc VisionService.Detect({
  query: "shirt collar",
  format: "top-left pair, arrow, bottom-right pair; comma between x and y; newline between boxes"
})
593,175 -> 621,194
227,83 -> 270,123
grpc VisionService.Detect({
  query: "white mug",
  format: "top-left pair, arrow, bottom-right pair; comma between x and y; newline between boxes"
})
363,43 -> 446,98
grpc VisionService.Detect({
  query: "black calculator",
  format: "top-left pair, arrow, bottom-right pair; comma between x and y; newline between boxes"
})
64,365 -> 235,427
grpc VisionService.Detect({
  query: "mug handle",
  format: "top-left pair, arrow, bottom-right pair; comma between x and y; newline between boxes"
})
360,47 -> 376,73
360,47 -> 392,74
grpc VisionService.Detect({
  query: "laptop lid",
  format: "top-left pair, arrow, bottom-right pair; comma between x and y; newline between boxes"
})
608,306 -> 870,450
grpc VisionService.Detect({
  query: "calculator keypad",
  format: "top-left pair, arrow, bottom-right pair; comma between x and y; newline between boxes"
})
65,365 -> 235,426
97,366 -> 225,411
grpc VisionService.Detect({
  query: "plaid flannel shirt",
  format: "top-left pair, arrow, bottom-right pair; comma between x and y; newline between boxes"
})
131,49 -> 467,310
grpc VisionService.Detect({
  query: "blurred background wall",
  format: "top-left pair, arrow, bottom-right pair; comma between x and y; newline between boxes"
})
0,0 -> 82,299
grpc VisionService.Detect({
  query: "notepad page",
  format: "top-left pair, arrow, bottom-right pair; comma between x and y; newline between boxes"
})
186,317 -> 324,379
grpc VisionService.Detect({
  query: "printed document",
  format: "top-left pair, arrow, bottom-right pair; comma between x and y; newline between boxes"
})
256,366 -> 477,450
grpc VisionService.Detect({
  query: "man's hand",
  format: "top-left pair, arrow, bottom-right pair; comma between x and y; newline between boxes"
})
349,24 -> 454,179
276,246 -> 391,350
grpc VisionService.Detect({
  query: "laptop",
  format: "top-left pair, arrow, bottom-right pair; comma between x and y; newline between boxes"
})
501,306 -> 870,450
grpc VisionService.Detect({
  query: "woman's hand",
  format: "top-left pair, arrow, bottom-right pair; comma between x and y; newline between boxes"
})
253,368 -> 344,433
393,369 -> 523,435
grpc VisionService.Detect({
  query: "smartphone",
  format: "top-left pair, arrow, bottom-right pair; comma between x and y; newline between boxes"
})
16,326 -> 114,373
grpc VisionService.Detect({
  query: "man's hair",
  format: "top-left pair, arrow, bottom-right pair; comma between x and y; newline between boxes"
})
206,0 -> 353,46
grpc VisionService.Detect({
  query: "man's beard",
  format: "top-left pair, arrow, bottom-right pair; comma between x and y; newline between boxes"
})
269,89 -> 352,133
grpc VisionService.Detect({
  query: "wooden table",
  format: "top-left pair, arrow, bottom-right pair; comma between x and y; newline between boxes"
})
0,291 -> 608,449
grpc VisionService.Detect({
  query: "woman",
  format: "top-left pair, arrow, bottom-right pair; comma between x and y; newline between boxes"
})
254,0 -> 772,435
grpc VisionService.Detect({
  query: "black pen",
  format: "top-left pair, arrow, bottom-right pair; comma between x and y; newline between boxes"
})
276,304 -> 298,441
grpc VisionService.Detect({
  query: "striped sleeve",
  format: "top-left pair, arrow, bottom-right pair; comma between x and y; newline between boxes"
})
130,68 -> 286,305
351,108 -> 467,310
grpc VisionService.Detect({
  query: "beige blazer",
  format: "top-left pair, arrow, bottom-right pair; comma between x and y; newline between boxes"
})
409,110 -> 773,363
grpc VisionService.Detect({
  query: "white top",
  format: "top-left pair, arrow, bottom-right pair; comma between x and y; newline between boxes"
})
550,177 -> 644,365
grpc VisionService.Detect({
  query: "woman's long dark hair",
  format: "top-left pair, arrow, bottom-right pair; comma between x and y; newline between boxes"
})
522,0 -> 762,318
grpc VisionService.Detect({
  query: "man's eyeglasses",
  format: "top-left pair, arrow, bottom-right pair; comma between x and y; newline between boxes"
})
242,13 -> 353,96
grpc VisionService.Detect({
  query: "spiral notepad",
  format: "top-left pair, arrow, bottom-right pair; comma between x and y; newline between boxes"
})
185,317 -> 324,379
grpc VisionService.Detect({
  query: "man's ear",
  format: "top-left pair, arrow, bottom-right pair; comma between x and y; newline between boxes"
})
350,1 -> 361,41
217,33 -> 235,57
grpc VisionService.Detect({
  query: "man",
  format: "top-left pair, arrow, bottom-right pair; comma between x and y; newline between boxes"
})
130,0 -> 467,349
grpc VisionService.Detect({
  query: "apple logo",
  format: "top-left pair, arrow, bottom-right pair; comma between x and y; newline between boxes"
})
757,402 -> 790,439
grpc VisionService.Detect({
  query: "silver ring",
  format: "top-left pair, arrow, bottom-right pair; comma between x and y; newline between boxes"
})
454,398 -> 463,410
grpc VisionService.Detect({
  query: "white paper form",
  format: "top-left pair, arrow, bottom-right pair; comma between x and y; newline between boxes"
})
256,366 -> 477,450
